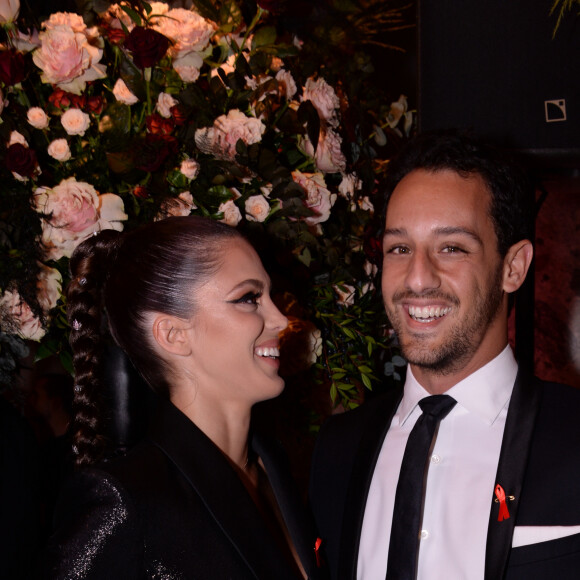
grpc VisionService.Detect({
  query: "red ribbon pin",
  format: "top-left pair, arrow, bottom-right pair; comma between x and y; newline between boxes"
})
314,537 -> 323,567
494,484 -> 510,521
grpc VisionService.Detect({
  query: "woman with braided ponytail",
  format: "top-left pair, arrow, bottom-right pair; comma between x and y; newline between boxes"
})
41,216 -> 323,579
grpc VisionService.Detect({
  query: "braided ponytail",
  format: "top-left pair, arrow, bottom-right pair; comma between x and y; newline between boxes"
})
67,230 -> 122,466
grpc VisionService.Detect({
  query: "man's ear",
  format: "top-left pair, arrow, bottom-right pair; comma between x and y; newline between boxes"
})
502,239 -> 534,293
151,315 -> 192,357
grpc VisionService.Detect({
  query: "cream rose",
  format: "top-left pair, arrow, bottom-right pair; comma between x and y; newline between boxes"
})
156,92 -> 178,119
303,76 -> 341,127
218,199 -> 242,227
47,138 -> 71,161
179,158 -> 200,180
9,130 -> 27,146
61,108 -> 90,136
338,173 -> 361,200
195,109 -> 265,161
245,195 -> 270,223
33,177 -> 127,260
113,78 -> 139,105
27,107 -> 49,130
292,170 -> 336,225
334,284 -> 356,307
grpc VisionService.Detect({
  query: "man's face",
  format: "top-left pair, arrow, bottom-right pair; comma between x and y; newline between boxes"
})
381,168 -> 509,387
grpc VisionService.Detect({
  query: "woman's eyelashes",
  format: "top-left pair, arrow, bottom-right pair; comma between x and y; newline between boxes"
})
231,291 -> 262,306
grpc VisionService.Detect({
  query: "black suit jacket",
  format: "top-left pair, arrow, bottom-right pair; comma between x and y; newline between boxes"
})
309,370 -> 580,579
41,400 -> 324,579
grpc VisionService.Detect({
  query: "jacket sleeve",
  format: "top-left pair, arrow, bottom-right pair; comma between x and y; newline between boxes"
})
40,468 -> 144,579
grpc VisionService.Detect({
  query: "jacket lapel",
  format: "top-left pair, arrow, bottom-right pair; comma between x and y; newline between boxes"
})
338,387 -> 403,580
254,434 -> 324,579
149,400 -> 299,580
484,369 -> 542,580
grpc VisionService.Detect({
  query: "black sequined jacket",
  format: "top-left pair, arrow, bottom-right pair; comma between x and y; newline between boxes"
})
40,400 -> 324,579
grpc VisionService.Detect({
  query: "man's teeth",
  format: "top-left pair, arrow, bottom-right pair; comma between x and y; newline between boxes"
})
408,306 -> 450,321
255,346 -> 280,358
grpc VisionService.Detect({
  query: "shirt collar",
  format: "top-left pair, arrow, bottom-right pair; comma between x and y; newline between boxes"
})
399,345 -> 517,426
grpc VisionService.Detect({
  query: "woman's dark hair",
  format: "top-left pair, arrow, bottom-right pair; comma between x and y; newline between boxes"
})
67,216 -> 243,465
382,130 -> 534,257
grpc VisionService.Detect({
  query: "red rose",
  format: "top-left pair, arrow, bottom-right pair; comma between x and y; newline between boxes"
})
134,134 -> 178,172
146,113 -> 174,136
86,96 -> 104,115
171,104 -> 188,126
5,143 -> 38,178
0,50 -> 27,86
49,88 -> 73,110
125,27 -> 170,69
132,185 -> 149,199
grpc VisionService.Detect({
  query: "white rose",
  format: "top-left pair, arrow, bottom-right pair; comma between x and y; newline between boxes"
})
27,107 -> 49,130
180,158 -> 200,180
245,195 -> 270,223
47,138 -> 71,162
218,199 -> 242,227
156,92 -> 178,119
61,108 -> 90,136
276,69 -> 297,99
0,290 -> 45,341
0,0 -> 19,24
112,78 -> 139,105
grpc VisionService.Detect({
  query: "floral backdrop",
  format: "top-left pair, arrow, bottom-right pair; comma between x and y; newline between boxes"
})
0,0 -> 412,418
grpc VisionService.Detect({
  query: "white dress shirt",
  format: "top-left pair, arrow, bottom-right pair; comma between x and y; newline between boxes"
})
357,346 -> 518,580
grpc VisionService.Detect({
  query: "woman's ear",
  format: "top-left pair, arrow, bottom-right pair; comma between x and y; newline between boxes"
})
502,239 -> 534,294
151,315 -> 192,357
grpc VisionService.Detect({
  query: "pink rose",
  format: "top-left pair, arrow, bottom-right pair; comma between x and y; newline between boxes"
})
32,20 -> 107,94
292,170 -> 336,225
47,138 -> 71,161
172,51 -> 202,83
302,77 -> 341,127
275,69 -> 297,99
218,199 -> 242,226
245,195 -> 270,223
151,7 -> 215,58
195,109 -> 265,161
36,262 -> 62,312
27,107 -> 50,130
112,78 -> 139,105
33,177 -> 127,260
42,12 -> 86,33
61,108 -> 90,136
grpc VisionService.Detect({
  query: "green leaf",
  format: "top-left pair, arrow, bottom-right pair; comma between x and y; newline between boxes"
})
252,26 -> 277,49
120,4 -> 143,26
342,327 -> 355,339
361,373 -> 372,390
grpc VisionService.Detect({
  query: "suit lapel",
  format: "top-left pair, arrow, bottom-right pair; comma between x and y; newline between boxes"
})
253,434 -> 323,579
150,401 -> 299,580
484,369 -> 542,580
338,387 -> 403,580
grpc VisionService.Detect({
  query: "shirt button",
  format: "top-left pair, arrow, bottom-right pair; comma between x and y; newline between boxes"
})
431,454 -> 441,464
419,530 -> 430,540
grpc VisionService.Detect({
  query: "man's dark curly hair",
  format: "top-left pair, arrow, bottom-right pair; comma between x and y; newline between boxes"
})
383,130 -> 534,257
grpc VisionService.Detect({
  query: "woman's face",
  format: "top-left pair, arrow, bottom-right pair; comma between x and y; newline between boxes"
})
184,238 -> 288,407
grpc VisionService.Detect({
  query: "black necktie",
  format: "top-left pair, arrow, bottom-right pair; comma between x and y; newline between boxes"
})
386,395 -> 457,580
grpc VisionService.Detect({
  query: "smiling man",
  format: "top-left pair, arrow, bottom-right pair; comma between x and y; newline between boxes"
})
310,131 -> 580,580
